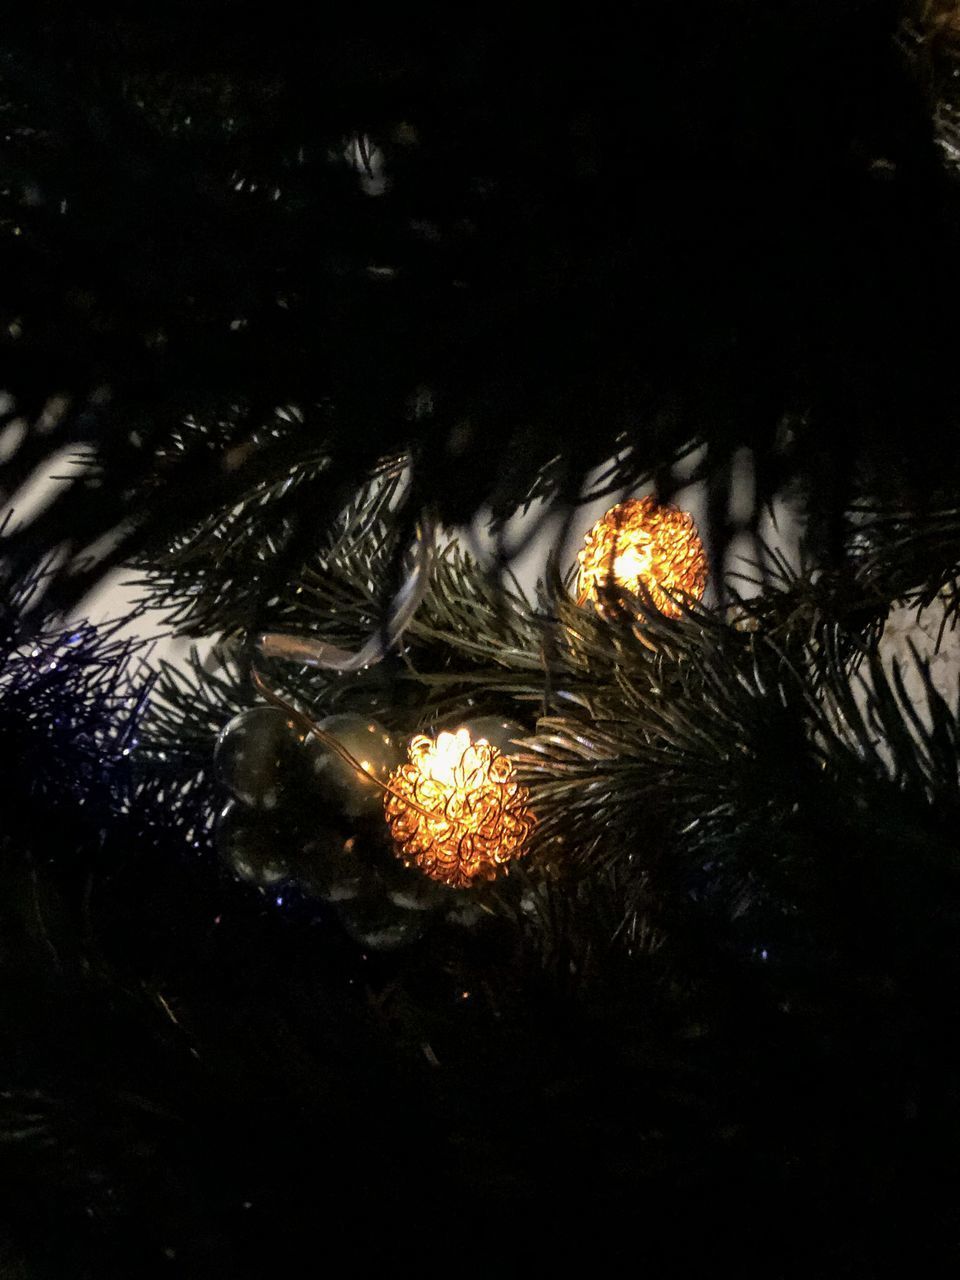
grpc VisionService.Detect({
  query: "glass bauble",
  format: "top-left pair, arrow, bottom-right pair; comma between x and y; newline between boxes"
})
373,853 -> 449,912
215,799 -> 290,887
335,895 -> 426,951
303,714 -> 403,819
460,716 -> 526,757
214,706 -> 302,811
290,830 -> 368,904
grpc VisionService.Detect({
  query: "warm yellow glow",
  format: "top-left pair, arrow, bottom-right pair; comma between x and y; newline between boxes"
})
422,728 -> 470,788
383,730 -> 536,888
577,496 -> 707,620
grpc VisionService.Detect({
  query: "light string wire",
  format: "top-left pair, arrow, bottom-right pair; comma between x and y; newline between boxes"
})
256,510 -> 435,672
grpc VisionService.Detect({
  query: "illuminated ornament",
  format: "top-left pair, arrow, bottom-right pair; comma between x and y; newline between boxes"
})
383,728 -> 536,888
576,496 -> 707,620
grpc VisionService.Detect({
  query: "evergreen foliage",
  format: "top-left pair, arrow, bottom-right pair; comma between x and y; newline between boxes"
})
3,4 -> 960,1274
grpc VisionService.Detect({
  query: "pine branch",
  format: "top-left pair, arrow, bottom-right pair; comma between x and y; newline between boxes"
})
4,5 -> 960,617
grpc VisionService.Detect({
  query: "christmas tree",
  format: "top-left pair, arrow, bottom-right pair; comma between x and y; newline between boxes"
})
3,5 -> 960,1274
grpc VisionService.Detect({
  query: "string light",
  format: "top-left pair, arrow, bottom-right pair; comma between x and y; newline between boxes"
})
577,495 -> 707,620
384,729 -> 536,888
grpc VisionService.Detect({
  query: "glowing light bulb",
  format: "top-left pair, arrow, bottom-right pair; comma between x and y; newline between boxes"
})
384,729 -> 536,888
577,495 -> 707,620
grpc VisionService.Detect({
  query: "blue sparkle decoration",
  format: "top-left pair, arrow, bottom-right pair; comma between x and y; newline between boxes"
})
0,563 -> 158,826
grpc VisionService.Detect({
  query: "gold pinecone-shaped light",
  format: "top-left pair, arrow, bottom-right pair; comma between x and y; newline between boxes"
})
383,729 -> 535,889
577,496 -> 707,620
